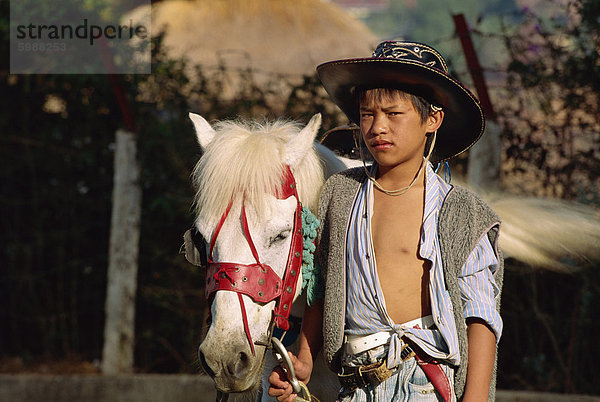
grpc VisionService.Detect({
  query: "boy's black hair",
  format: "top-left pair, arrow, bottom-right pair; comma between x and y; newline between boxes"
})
356,88 -> 433,124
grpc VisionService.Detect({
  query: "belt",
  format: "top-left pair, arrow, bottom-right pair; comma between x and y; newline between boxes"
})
338,339 -> 451,401
339,316 -> 451,401
338,340 -> 416,392
345,315 -> 435,355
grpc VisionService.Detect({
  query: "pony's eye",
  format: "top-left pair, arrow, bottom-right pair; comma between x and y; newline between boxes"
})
269,229 -> 291,247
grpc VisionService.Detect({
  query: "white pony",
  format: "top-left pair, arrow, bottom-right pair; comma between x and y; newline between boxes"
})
187,112 -> 342,401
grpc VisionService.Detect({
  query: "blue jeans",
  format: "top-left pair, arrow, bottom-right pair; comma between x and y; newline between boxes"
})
338,345 -> 455,401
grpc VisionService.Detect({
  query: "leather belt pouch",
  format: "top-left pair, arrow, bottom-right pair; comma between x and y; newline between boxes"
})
408,339 -> 452,402
337,360 -> 393,391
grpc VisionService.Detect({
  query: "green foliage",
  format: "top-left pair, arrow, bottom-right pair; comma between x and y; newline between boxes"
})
361,0 -> 517,76
0,73 -> 118,359
0,29 -> 345,372
484,0 -> 600,394
499,264 -> 600,394
499,0 -> 600,201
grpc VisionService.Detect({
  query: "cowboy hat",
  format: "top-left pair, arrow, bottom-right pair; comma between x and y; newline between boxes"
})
316,40 -> 485,162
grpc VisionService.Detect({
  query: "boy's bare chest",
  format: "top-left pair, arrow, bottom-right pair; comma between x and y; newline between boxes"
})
370,190 -> 431,323
370,191 -> 423,262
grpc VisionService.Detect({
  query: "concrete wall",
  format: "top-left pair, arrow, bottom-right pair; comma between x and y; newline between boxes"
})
0,375 -> 213,402
1,375 -> 599,402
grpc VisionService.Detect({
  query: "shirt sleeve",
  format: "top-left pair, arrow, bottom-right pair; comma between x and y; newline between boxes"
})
459,234 -> 503,342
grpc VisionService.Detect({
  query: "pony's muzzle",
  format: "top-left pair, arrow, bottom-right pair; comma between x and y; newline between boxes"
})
198,343 -> 254,391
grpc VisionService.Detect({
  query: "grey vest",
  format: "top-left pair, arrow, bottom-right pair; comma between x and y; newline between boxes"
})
316,167 -> 503,400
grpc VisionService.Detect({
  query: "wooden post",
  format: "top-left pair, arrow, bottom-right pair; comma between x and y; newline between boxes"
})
453,13 -> 502,191
98,35 -> 141,374
101,129 -> 141,374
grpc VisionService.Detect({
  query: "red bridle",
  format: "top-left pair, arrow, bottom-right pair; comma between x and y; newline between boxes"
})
204,165 -> 304,355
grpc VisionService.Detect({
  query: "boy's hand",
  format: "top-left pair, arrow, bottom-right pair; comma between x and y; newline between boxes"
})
267,352 -> 313,401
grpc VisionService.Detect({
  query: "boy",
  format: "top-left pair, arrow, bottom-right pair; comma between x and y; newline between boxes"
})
269,41 -> 503,401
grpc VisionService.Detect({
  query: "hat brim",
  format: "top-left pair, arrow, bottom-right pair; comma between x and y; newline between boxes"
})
320,125 -> 361,155
317,58 -> 485,162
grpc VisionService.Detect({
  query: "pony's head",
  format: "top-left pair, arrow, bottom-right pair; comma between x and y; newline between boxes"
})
189,113 -> 324,393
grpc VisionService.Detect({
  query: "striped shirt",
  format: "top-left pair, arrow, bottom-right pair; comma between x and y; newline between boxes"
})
345,163 -> 502,368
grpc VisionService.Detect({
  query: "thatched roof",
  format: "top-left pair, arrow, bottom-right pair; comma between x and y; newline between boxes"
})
127,0 -> 378,76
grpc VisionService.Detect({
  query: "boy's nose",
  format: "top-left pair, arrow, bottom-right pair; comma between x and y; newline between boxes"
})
371,114 -> 388,135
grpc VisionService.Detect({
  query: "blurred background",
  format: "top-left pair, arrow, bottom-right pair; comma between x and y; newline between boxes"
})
1,0 -> 599,397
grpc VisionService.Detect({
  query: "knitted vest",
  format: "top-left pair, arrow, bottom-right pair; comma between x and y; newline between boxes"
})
317,167 -> 503,401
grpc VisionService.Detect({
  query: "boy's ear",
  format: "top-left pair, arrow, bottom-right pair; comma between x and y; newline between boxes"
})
427,110 -> 444,133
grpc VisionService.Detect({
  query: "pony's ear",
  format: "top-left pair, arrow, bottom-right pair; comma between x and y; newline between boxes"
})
189,112 -> 216,150
283,114 -> 321,167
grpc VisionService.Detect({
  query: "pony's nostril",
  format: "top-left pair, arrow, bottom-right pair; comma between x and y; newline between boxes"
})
198,348 -> 216,378
227,351 -> 251,376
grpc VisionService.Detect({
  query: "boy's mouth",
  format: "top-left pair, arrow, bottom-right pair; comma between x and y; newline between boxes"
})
370,139 -> 392,150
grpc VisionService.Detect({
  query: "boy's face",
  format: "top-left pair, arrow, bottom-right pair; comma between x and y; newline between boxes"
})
359,91 -> 443,170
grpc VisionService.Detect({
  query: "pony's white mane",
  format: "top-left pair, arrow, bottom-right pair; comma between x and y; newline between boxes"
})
192,118 -> 324,227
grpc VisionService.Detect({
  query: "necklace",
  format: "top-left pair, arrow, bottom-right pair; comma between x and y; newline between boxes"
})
364,156 -> 427,196
358,130 -> 438,197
